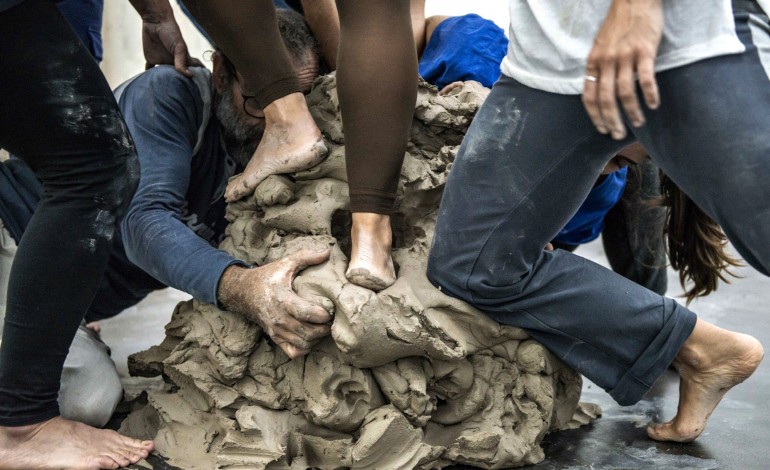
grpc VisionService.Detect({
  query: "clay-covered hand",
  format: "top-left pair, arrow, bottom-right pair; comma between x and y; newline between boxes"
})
129,0 -> 203,77
218,249 -> 333,359
439,81 -> 464,96
582,0 -> 663,140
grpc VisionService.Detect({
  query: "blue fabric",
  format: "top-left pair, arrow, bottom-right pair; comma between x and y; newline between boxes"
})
553,167 -> 628,246
117,66 -> 241,309
56,0 -> 104,62
419,14 -> 508,89
0,0 -> 25,13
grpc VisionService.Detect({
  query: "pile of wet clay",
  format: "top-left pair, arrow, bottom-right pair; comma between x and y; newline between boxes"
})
121,76 -> 600,470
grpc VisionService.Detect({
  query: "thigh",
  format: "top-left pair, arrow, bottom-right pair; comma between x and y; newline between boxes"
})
430,75 -> 633,300
634,8 -> 770,275
0,0 -> 130,186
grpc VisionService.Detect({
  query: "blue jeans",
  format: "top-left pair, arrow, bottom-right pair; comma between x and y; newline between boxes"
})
428,3 -> 770,406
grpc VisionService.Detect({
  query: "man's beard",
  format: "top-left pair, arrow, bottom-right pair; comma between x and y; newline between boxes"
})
214,86 -> 263,168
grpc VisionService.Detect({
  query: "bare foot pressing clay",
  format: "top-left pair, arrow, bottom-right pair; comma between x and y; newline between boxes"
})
647,322 -> 763,442
346,213 -> 396,291
225,99 -> 328,202
0,416 -> 154,470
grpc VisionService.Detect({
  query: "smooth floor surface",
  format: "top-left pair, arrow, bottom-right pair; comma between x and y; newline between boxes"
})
105,240 -> 770,469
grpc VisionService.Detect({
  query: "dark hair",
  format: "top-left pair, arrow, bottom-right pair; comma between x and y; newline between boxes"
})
217,8 -> 320,80
275,8 -> 320,67
659,173 -> 742,304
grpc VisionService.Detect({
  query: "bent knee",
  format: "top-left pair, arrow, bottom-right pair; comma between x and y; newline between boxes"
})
59,379 -> 123,428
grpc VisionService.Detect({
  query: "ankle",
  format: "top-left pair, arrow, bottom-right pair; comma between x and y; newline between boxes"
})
264,92 -> 312,123
0,420 -> 47,442
674,342 -> 707,371
352,213 -> 391,233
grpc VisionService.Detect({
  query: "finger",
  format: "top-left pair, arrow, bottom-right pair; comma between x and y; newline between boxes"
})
581,69 -> 607,134
597,62 -> 625,140
279,342 -> 311,359
439,81 -> 463,95
301,292 -> 335,316
294,322 -> 331,341
637,55 -> 659,110
616,57 -> 643,128
288,248 -> 331,272
274,324 -> 330,348
272,322 -> 326,350
225,176 -> 244,202
174,45 -> 194,78
288,296 -> 334,324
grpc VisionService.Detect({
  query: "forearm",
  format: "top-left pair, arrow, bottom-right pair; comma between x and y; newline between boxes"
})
122,209 -> 240,305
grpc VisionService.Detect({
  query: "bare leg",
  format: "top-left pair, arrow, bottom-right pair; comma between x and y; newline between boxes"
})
648,319 -> 763,442
225,93 -> 327,202
0,416 -> 153,470
345,213 -> 396,291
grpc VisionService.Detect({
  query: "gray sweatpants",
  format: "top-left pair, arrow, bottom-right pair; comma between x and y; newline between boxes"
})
428,3 -> 770,405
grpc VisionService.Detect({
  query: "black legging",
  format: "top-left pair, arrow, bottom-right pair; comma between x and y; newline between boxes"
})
0,0 -> 139,426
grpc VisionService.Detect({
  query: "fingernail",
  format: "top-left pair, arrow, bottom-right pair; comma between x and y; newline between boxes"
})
597,126 -> 609,134
633,119 -> 644,128
612,129 -> 626,140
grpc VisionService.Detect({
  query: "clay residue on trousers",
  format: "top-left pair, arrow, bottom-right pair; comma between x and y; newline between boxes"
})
121,77 -> 599,469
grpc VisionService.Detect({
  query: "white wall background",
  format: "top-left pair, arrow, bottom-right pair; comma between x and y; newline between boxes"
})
100,1 -> 509,87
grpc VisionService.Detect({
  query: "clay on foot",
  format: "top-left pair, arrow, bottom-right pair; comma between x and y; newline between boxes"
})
346,213 -> 396,291
647,322 -> 763,443
225,93 -> 329,202
0,416 -> 154,470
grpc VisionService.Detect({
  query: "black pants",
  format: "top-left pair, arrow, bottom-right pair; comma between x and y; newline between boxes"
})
0,0 -> 139,426
552,160 -> 668,296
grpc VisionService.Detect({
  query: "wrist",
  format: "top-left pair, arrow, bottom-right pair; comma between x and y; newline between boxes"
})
217,263 -> 251,312
130,0 -> 175,23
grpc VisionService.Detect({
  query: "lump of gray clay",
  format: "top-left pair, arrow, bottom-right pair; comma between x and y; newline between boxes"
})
121,76 -> 599,470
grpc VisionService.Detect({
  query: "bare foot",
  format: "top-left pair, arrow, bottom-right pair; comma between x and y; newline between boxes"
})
85,321 -> 101,334
647,320 -> 764,442
345,213 -> 396,291
225,93 -> 328,202
0,416 -> 154,470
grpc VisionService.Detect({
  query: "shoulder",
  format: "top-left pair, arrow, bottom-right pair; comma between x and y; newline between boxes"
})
118,65 -> 211,110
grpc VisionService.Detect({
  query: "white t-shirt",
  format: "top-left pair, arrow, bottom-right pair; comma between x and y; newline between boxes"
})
500,0 -> 745,94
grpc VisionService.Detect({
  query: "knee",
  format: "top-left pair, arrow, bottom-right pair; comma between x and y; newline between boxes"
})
59,327 -> 123,427
427,245 -> 471,301
59,380 -> 123,428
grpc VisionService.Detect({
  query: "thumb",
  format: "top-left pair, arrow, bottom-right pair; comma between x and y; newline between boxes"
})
289,248 -> 331,272
174,44 -> 194,78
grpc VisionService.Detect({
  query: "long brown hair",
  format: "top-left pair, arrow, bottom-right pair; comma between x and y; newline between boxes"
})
659,173 -> 742,304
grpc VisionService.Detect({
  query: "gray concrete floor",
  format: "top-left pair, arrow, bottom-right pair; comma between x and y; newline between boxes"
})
102,239 -> 770,469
